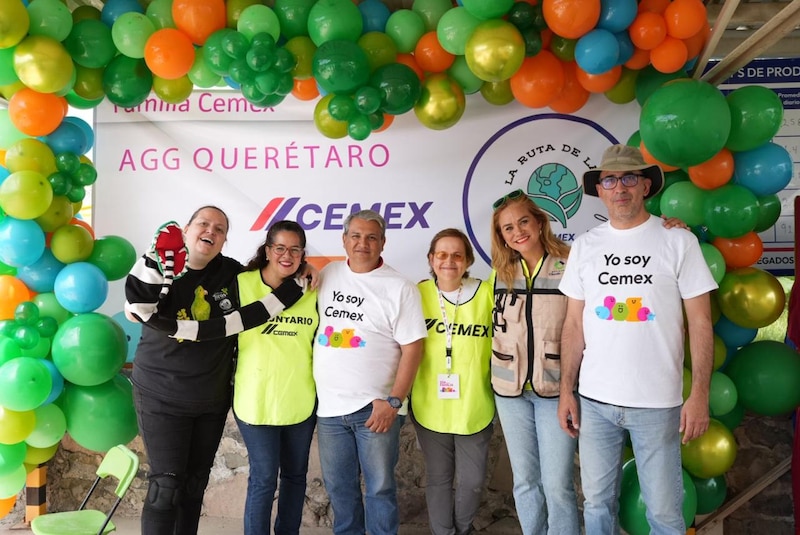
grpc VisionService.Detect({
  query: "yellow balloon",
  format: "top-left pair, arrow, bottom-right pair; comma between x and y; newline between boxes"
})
314,94 -> 348,139
13,34 -> 75,94
681,419 -> 737,478
23,443 -> 59,465
414,73 -> 465,130
480,79 -> 514,105
153,75 -> 194,104
605,67 -> 638,104
0,0 -> 30,48
35,195 -> 74,232
0,407 -> 35,445
717,267 -> 786,329
464,19 -> 525,82
0,170 -> 54,220
4,138 -> 56,175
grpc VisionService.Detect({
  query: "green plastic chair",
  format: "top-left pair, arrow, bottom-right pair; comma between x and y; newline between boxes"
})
31,444 -> 140,535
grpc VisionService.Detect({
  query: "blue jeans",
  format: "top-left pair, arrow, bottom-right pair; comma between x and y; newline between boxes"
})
578,396 -> 684,535
235,412 -> 317,535
494,392 -> 579,535
316,404 -> 403,535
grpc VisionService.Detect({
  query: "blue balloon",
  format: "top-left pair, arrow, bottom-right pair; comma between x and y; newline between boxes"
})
42,121 -> 87,156
732,142 -> 793,196
0,165 -> 9,186
111,311 -> 142,363
714,314 -> 757,349
615,31 -> 634,65
53,262 -> 109,314
100,0 -> 145,27
62,117 -> 94,155
597,0 -> 638,33
359,0 -> 391,33
17,249 -> 65,293
0,217 -> 46,268
40,359 -> 65,406
575,29 -> 619,75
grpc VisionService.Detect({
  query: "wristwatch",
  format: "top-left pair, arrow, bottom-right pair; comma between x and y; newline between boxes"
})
386,396 -> 403,409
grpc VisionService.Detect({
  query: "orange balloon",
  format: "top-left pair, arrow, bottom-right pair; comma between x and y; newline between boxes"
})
664,0 -> 707,39
549,61 -> 590,113
640,141 -> 679,171
683,21 -> 710,59
650,36 -> 688,73
688,149 -> 734,189
542,0 -> 601,39
624,46 -> 650,69
375,113 -> 395,133
628,11 -> 667,50
0,276 -> 32,320
291,77 -> 320,101
510,51 -> 565,108
70,217 -> 95,239
638,0 -> 670,13
0,150 -> 5,167
713,233 -> 764,269
0,496 -> 16,519
172,0 -> 226,45
396,53 -> 424,81
575,64 -> 621,93
8,89 -> 67,137
414,31 -> 455,73
145,28 -> 196,79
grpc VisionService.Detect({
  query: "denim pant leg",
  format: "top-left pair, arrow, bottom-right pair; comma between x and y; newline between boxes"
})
275,413 -> 317,535
495,393 -> 579,535
531,395 -> 580,535
577,397 -> 628,535
355,410 -> 402,535
317,411 -> 366,535
626,405 -> 685,535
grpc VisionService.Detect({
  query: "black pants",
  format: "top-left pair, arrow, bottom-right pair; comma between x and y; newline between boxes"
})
134,387 -> 230,535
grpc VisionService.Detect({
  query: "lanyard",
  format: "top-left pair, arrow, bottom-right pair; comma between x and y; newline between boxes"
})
436,284 -> 461,373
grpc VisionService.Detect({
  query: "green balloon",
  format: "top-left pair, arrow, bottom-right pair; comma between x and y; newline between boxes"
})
313,39 -> 370,95
0,464 -> 26,499
237,5 -> 281,42
709,371 -> 737,416
699,243 -> 726,284
51,313 -> 127,387
307,0 -> 363,46
448,55 -> 483,95
0,442 -> 26,477
145,0 -> 175,30
626,130 -> 641,147
436,7 -> 482,56
0,337 -> 22,368
26,0 -> 73,42
369,62 -> 422,115
703,184 -> 758,239
660,181 -> 707,227
102,55 -> 153,108
634,65 -> 688,107
25,403 -> 66,448
0,357 -> 52,411
550,35 -> 576,62
691,474 -> 727,515
508,1 -> 537,30
714,401 -> 744,431
385,9 -> 426,54
32,293 -> 70,325
412,0 -> 452,31
462,0 -> 515,20
274,0 -> 316,39
111,12 -> 155,59
87,235 -> 137,281
0,47 -> 19,86
203,29 -> 237,76
753,194 -> 781,233
725,86 -> 784,152
58,374 -> 138,453
480,79 -> 514,106
640,79 -> 731,168
357,31 -> 398,73
63,19 -> 116,69
726,340 -> 800,416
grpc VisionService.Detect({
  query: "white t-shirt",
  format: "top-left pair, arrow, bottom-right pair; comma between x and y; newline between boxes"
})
313,260 -> 427,417
559,215 -> 718,408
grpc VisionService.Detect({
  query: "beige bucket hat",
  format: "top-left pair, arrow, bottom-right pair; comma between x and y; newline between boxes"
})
583,144 -> 665,199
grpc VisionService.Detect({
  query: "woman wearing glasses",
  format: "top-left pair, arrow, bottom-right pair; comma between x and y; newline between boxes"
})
410,228 -> 495,535
490,191 -> 580,535
233,220 -> 319,535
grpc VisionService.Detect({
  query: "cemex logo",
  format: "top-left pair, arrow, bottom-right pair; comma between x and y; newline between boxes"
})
250,197 -> 433,231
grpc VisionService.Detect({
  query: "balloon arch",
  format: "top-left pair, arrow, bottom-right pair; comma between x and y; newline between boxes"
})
0,0 -> 799,529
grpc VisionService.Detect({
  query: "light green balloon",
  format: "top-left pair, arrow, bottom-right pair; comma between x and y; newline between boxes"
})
26,404 -> 66,449
238,5 -> 281,42
436,7 -> 482,56
385,9 -> 426,53
0,464 -> 26,499
412,0 -> 452,31
0,110 -> 28,151
448,55 -> 482,94
188,48 -> 222,88
146,0 -> 174,30
111,12 -> 155,59
26,0 -> 73,42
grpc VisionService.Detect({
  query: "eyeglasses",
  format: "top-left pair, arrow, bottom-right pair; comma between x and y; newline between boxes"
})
598,174 -> 643,190
492,189 -> 526,211
268,245 -> 304,257
433,251 -> 465,261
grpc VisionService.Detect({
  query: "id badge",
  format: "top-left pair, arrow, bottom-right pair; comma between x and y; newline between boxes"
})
437,374 -> 460,399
